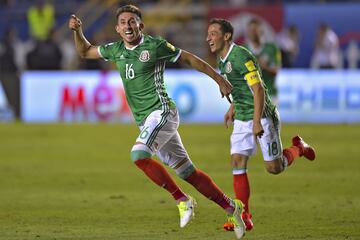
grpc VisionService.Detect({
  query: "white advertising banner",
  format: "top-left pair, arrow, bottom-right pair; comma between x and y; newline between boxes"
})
277,70 -> 360,123
21,70 -> 229,123
0,79 -> 14,121
21,70 -> 360,123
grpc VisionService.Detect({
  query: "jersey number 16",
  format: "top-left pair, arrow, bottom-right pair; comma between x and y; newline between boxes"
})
125,64 -> 135,79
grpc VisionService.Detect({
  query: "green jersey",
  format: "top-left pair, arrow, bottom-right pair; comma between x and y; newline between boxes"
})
218,43 -> 276,121
99,35 -> 179,125
245,42 -> 281,97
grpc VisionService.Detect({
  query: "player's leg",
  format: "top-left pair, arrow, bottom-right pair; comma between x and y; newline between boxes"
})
158,131 -> 245,237
258,111 -> 315,175
273,135 -> 316,171
156,132 -> 196,228
224,119 -> 256,232
257,112 -> 286,174
131,109 -> 188,203
158,132 -> 236,217
159,132 -> 233,212
231,154 -> 250,213
291,135 -> 316,161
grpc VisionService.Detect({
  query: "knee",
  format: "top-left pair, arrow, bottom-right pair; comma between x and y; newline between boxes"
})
172,157 -> 196,180
130,144 -> 152,162
231,154 -> 248,169
265,163 -> 283,175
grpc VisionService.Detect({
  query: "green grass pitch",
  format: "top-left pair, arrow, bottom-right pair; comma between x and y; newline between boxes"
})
0,123 -> 360,240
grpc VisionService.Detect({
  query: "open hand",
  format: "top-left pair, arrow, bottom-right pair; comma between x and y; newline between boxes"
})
224,108 -> 235,128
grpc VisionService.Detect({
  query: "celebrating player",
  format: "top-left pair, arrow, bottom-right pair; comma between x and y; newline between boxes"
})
245,18 -> 281,103
69,5 -> 246,239
206,18 -> 316,232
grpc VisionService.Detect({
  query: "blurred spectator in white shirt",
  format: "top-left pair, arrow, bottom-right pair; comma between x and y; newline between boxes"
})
311,23 -> 340,69
277,25 -> 299,68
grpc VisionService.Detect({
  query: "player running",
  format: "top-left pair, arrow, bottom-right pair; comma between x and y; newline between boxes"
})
206,18 -> 316,232
69,5 -> 245,239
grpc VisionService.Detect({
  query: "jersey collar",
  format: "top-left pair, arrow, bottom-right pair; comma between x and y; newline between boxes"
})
125,35 -> 144,50
220,42 -> 235,63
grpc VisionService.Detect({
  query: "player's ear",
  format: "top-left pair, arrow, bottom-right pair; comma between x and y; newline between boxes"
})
224,32 -> 231,41
115,24 -> 120,34
139,22 -> 145,31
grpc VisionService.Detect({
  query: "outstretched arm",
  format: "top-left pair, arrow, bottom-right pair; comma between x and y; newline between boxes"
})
68,14 -> 100,59
179,50 -> 232,102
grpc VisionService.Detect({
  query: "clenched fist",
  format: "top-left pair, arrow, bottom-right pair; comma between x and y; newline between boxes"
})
69,14 -> 82,31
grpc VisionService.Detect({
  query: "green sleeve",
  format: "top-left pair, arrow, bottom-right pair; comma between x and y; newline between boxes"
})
237,50 -> 261,76
99,42 -> 117,61
156,38 -> 181,62
234,48 -> 264,86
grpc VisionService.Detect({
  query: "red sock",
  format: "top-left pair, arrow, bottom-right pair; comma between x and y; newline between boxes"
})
185,169 -> 233,210
233,173 -> 250,213
135,158 -> 187,201
283,146 -> 301,166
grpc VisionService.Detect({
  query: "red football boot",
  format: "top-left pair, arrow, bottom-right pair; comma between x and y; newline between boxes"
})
242,212 -> 254,231
292,135 -> 316,161
223,212 -> 253,231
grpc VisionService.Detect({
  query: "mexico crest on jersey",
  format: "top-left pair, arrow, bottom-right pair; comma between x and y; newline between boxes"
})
139,50 -> 150,62
225,61 -> 232,73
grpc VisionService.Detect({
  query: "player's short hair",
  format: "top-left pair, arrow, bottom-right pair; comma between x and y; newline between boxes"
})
209,18 -> 234,40
116,5 -> 142,21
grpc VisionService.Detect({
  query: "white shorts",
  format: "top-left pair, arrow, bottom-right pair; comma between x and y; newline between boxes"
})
230,113 -> 283,161
136,108 -> 190,168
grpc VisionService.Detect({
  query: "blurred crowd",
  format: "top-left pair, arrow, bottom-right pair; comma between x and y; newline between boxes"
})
0,0 -> 357,75
1,0 -> 359,121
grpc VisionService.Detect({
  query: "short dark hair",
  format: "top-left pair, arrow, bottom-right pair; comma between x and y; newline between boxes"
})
209,18 -> 234,40
116,5 -> 142,21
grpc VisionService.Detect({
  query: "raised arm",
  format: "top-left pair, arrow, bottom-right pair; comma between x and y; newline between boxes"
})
68,15 -> 101,59
179,50 -> 232,101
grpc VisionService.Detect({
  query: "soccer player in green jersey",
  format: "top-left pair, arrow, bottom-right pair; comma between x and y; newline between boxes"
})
244,18 -> 282,103
69,5 -> 246,239
206,18 -> 316,232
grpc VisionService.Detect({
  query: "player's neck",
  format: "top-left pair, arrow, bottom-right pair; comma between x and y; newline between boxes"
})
219,42 -> 232,60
